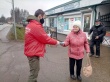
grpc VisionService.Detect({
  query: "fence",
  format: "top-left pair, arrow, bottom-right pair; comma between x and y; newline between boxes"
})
44,26 -> 57,39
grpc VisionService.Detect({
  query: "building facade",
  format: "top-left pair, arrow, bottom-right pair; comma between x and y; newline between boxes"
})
45,0 -> 110,45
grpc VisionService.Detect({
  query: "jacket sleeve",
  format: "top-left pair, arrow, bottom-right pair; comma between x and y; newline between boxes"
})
64,34 -> 70,47
99,26 -> 106,38
89,26 -> 93,35
84,34 -> 90,53
31,25 -> 57,45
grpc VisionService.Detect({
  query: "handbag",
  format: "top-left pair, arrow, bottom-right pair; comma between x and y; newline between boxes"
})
83,54 -> 92,77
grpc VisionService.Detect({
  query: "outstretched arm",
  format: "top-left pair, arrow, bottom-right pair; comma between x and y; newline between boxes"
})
84,34 -> 90,53
62,34 -> 70,47
30,25 -> 57,45
88,26 -> 93,35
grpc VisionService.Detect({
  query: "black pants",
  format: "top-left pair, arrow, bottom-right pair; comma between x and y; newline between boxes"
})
69,58 -> 82,77
90,40 -> 100,56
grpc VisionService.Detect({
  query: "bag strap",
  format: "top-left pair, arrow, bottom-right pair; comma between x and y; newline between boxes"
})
86,53 -> 91,66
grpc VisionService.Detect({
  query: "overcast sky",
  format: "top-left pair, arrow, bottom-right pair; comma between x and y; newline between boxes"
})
0,0 -> 71,17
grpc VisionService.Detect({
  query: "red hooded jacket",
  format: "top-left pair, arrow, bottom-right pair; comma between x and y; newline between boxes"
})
24,20 -> 57,57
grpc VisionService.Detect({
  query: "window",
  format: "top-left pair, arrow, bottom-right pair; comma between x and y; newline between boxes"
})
83,14 -> 91,32
64,18 -> 69,30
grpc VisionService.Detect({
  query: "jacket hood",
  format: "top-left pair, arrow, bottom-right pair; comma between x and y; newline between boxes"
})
26,15 -> 37,22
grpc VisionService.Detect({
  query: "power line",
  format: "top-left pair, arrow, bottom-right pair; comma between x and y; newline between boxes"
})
0,2 -> 11,7
5,0 -> 12,4
0,4 -> 11,7
0,1 -> 12,9
0,0 -> 12,17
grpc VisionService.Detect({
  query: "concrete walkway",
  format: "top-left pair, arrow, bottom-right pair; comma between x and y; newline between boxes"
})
0,41 -> 110,82
0,24 -> 12,42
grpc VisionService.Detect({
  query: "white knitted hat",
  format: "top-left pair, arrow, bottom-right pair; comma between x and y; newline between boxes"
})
73,20 -> 81,28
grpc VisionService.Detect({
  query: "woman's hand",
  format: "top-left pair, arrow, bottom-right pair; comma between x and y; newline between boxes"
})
60,42 -> 65,46
86,53 -> 90,57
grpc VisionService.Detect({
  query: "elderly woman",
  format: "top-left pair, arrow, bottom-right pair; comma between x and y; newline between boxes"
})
61,21 -> 90,81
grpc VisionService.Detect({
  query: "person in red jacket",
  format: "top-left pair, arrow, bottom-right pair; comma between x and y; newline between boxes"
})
24,9 -> 59,82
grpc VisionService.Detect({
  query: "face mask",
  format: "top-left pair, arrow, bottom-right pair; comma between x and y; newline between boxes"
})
40,18 -> 44,24
95,22 -> 101,26
95,24 -> 100,26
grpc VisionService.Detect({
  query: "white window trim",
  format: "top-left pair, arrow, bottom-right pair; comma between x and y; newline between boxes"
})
82,13 -> 93,31
63,11 -> 81,16
82,12 -> 93,38
58,30 -> 71,35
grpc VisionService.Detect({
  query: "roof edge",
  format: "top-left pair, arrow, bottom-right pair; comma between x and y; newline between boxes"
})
45,0 -> 81,12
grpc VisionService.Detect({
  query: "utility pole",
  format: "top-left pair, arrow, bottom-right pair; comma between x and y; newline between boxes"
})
12,0 -> 17,40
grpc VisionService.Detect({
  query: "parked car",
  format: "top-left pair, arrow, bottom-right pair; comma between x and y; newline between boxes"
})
22,20 -> 28,27
22,21 -> 28,27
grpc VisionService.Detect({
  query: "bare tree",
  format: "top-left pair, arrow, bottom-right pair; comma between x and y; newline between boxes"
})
10,7 -> 29,23
0,15 -> 6,23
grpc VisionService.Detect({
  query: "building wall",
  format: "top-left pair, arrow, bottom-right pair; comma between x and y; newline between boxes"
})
46,10 -> 93,35
63,12 -> 81,31
45,0 -> 110,36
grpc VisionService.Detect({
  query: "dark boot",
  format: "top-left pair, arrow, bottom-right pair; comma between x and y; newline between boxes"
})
77,76 -> 82,81
70,75 -> 76,80
95,55 -> 100,58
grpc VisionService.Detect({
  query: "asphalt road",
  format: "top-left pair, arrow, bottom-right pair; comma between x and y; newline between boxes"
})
0,41 -> 110,82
